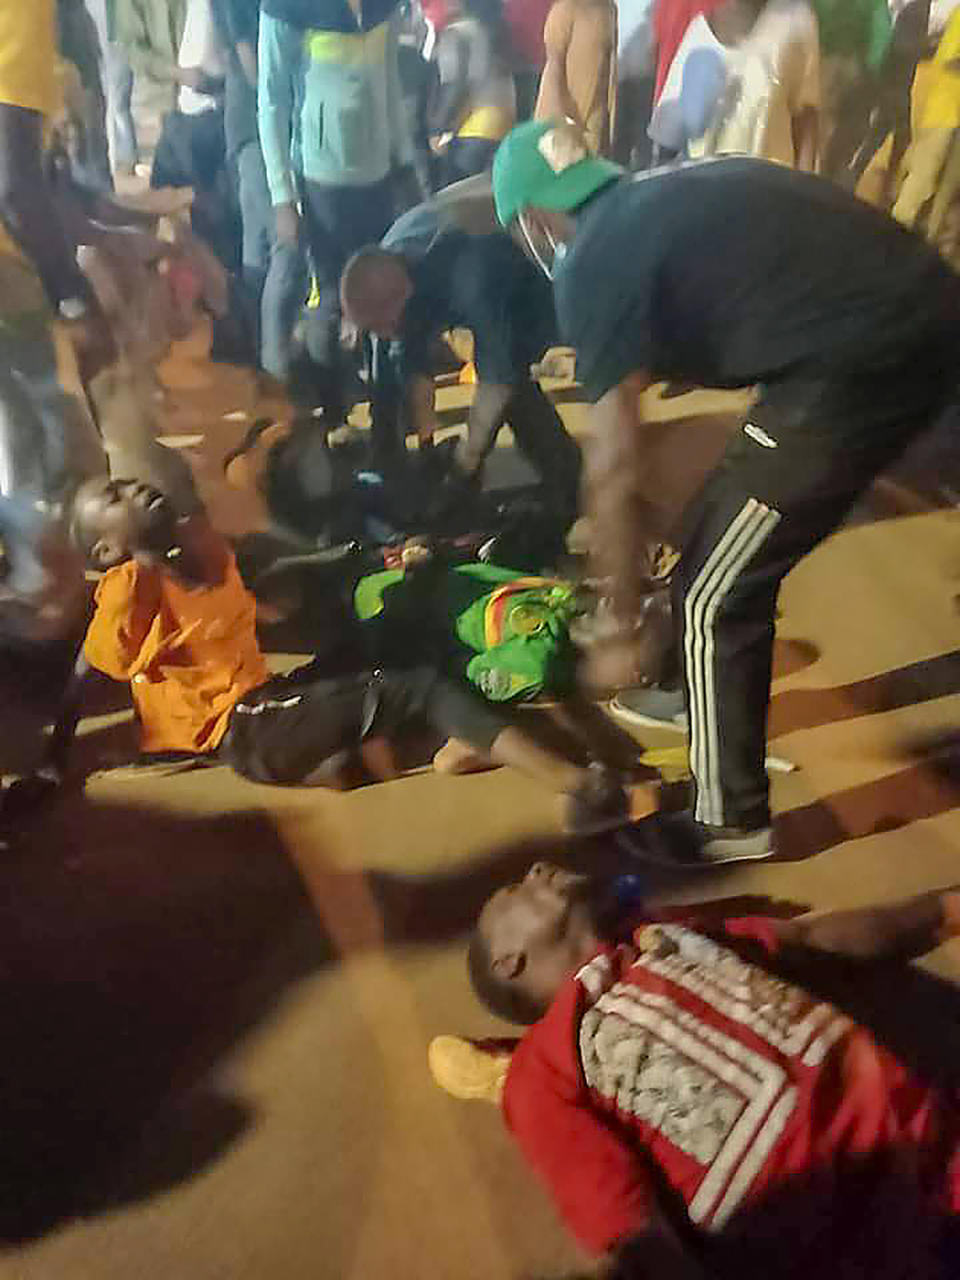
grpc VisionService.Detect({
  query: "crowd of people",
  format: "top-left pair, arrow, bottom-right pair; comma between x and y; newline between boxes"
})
1,0 -> 960,1275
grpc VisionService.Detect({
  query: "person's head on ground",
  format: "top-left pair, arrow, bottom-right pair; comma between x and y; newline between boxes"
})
71,477 -> 180,571
493,120 -> 623,275
468,861 -> 604,1024
341,248 -> 415,339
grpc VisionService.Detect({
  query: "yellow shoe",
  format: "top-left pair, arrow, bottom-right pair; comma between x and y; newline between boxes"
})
427,1035 -> 514,1104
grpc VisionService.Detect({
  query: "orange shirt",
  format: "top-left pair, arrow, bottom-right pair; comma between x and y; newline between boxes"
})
84,525 -> 268,754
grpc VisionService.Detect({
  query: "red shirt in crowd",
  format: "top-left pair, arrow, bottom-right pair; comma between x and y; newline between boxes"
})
503,917 -> 960,1273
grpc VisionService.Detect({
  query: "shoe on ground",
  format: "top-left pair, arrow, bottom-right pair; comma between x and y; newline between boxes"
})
428,1035 -> 514,1104
628,809 -> 775,868
563,762 -> 631,836
610,686 -> 688,733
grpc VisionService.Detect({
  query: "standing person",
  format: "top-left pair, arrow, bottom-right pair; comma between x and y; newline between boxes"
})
652,0 -> 724,108
57,0 -> 114,190
0,0 -> 110,642
613,0 -> 657,166
89,0 -> 139,177
113,0 -> 197,116
534,0 -> 618,155
502,0 -> 554,118
814,0 -> 894,180
649,0 -> 820,169
340,188 -> 583,562
430,0 -> 517,181
257,0 -> 418,421
493,121 -> 959,865
211,0 -> 304,380
451,859 -> 960,1278
892,5 -> 960,229
839,0 -> 931,200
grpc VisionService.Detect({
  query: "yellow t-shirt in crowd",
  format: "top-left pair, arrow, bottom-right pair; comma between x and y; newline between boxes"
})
84,523 -> 270,754
0,0 -> 58,263
922,9 -> 960,129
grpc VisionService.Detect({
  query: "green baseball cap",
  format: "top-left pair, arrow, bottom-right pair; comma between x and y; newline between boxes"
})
493,120 -> 624,227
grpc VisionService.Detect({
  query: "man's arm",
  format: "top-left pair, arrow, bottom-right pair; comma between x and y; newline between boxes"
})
791,105 -> 819,172
45,652 -> 95,782
458,381 -> 512,473
584,372 -> 666,689
407,373 -> 442,443
219,0 -> 259,85
535,0 -> 580,127
791,17 -> 820,173
114,0 -> 182,85
775,889 -> 960,962
258,13 -> 302,243
429,27 -> 470,136
0,651 -> 99,823
385,15 -> 418,178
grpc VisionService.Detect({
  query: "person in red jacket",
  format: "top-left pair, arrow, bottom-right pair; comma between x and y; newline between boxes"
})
456,861 -> 960,1278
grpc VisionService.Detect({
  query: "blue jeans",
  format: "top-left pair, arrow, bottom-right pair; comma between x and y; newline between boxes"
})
236,140 -> 306,380
105,45 -> 138,171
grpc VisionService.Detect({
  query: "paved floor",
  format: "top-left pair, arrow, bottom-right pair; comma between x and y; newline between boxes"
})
1,331 -> 958,1280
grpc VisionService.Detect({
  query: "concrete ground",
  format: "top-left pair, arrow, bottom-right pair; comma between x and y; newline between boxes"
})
0,327 -> 958,1280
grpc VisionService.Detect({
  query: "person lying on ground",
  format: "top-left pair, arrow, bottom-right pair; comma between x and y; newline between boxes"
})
16,477 -> 631,833
433,859 -> 960,1279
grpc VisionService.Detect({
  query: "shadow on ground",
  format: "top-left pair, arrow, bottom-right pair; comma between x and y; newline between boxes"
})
0,799 -> 326,1241
770,650 -> 960,737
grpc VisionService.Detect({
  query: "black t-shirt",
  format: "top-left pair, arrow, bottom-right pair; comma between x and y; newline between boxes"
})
557,159 -> 960,403
211,0 -> 260,157
397,229 -> 559,384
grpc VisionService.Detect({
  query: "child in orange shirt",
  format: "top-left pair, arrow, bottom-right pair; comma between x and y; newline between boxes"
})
27,477 -> 632,831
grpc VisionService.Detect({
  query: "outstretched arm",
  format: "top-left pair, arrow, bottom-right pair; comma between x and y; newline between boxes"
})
0,653 -> 100,824
775,888 -> 960,962
44,652 -> 96,782
458,380 -> 512,473
583,371 -> 664,689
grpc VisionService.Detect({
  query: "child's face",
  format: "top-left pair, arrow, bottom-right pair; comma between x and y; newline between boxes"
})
75,478 -> 178,567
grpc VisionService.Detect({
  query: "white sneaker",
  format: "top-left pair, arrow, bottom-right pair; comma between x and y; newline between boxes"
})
610,686 -> 688,733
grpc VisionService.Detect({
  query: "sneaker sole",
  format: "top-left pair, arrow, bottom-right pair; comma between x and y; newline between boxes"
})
615,824 -> 775,868
608,699 -> 688,735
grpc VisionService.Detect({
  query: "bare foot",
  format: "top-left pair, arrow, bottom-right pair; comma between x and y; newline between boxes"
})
432,738 -> 501,776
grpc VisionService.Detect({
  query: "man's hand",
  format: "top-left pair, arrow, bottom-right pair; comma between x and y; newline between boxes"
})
1,768 -> 64,825
275,202 -> 300,248
454,437 -> 484,477
176,66 -> 207,91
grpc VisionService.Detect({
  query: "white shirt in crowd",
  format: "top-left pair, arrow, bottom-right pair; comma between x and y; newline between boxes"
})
178,0 -> 225,115
929,0 -> 960,34
649,0 -> 819,166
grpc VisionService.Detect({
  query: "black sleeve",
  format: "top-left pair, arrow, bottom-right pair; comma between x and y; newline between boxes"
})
556,233 -> 656,403
455,234 -> 557,385
221,0 -> 260,45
